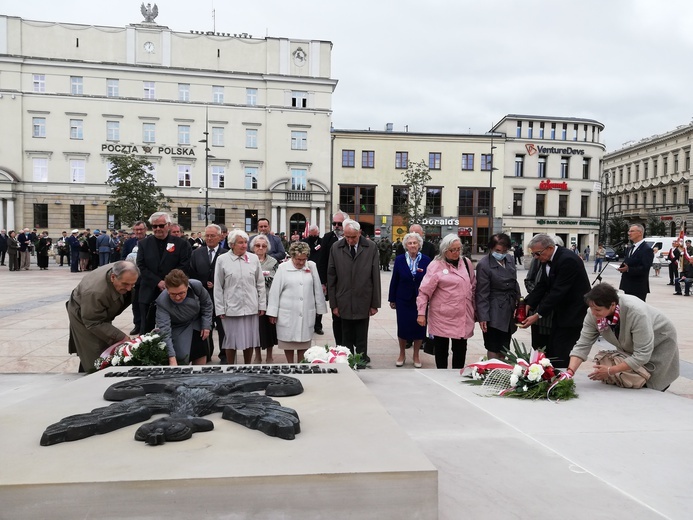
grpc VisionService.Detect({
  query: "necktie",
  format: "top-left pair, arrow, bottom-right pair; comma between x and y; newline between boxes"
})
350,246 -> 356,259
208,248 -> 214,263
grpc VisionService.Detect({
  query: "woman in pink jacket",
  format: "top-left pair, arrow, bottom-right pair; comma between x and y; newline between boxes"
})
416,234 -> 476,369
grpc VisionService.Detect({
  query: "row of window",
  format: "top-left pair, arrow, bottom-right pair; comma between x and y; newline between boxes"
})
514,155 -> 591,179
515,120 -> 599,143
609,151 -> 691,185
32,117 -> 308,150
341,150 -> 494,171
30,157 -> 307,191
608,186 -> 690,210
31,74 -> 310,108
512,193 -> 591,218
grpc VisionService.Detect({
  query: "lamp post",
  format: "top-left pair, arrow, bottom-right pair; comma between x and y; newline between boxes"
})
488,132 -> 499,238
198,107 -> 213,226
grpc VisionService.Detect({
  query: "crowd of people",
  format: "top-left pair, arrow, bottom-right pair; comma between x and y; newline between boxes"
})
52,211 -> 682,390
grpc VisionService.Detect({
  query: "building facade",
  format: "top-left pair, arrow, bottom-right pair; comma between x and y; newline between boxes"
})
331,127 -> 504,253
0,13 -> 336,235
492,115 -> 605,252
601,125 -> 692,237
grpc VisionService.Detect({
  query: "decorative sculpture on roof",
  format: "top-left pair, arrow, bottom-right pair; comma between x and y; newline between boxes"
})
40,373 -> 303,446
141,3 -> 159,23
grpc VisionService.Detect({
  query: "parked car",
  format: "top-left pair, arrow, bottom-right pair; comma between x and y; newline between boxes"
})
604,247 -> 619,262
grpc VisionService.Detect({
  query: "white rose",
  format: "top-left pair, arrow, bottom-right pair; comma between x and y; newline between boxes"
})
334,355 -> 349,364
527,364 -> 545,382
539,358 -> 551,367
333,346 -> 351,355
509,374 -> 519,387
522,385 -> 528,392
304,346 -> 329,363
512,364 -> 524,376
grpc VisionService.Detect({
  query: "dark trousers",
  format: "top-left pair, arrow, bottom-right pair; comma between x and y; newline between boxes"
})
332,313 -> 343,345
70,250 -> 80,272
139,302 -> 157,334
208,315 -> 226,362
547,325 -> 582,368
669,263 -> 679,284
314,313 -> 323,332
0,250 -> 5,265
341,317 -> 369,360
433,336 -> 467,369
131,285 -> 141,331
674,277 -> 692,295
626,290 -> 647,302
59,251 -> 69,266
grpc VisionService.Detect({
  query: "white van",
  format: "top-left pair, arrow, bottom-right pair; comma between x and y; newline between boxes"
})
643,236 -> 685,266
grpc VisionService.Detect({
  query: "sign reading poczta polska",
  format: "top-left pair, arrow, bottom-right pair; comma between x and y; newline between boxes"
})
101,144 -> 196,156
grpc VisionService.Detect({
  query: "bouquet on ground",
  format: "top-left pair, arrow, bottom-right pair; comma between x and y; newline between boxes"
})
302,345 -> 366,370
94,331 -> 169,371
461,339 -> 577,401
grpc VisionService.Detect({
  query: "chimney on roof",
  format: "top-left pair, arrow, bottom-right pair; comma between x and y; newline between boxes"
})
385,123 -> 393,132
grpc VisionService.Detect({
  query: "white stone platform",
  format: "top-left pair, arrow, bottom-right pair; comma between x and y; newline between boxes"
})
0,367 -> 437,520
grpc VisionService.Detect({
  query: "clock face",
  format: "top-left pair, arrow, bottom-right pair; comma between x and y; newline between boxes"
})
144,41 -> 155,53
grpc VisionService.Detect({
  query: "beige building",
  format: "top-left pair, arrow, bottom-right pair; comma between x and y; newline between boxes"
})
0,12 -> 336,235
602,125 -> 692,236
492,115 -> 605,252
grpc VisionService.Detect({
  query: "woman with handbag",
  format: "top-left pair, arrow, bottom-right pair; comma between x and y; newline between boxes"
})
566,283 -> 679,391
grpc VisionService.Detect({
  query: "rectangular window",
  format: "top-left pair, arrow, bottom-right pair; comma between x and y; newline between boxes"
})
212,127 -> 224,147
177,164 -> 191,187
481,154 -> 493,171
536,193 -> 546,217
245,167 -> 258,189
558,194 -> 568,217
686,151 -> 690,171
70,119 -> 83,140
178,83 -> 190,101
395,151 -> 409,169
583,124 -> 588,142
107,121 -> 120,141
291,90 -> 307,108
362,150 -> 375,168
178,208 -> 191,231
246,88 -> 258,106
143,123 -> 156,143
342,150 -> 355,167
340,186 -> 356,214
429,152 -> 441,170
573,125 -> 578,141
178,125 -> 191,145
513,193 -> 523,216
246,128 -> 258,148
32,117 -> 46,138
33,74 -> 45,92
107,79 -> 119,97
245,209 -> 258,232
70,76 -> 83,95
291,131 -> 307,150
291,168 -> 307,191
211,166 -> 225,188
70,204 -> 85,229
635,164 -> 639,181
70,159 -> 85,183
33,203 -> 48,228
674,154 -> 679,172
458,189 -> 474,216
663,157 -> 668,174
107,205 -> 121,231
245,166 -> 258,190
212,85 -> 224,104
653,159 -> 658,176
537,156 -> 547,178
425,187 -> 442,215
560,157 -> 569,179
143,81 -> 155,99
514,155 -> 524,177
550,123 -> 556,140
561,124 -> 567,140
582,158 -> 591,180
528,121 -> 534,139
516,121 -> 522,138
581,195 -> 589,217
461,153 -> 474,171
478,189 -> 491,216
33,158 -> 48,182
359,187 -> 376,214
212,207 -> 225,225
662,189 -> 667,207
392,187 -> 408,215
539,122 -> 545,139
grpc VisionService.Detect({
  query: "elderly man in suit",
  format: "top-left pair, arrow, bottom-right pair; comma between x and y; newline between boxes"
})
317,210 -> 349,342
136,211 -> 192,334
67,261 -> 139,372
327,219 -> 381,364
522,233 -> 590,368
189,224 -> 228,362
618,224 -> 654,302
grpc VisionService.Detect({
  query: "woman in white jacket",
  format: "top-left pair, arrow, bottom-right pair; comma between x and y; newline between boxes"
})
267,242 -> 327,363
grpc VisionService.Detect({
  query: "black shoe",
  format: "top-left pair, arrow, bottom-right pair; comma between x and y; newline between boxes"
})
673,292 -> 682,295
129,327 -> 139,335
314,328 -> 324,335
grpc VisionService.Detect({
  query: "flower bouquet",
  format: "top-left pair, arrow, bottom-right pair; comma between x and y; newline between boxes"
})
94,331 -> 169,371
302,345 -> 366,370
461,339 -> 577,402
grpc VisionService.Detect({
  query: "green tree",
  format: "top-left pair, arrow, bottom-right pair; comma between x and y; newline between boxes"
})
646,214 -> 666,236
106,155 -> 172,227
607,215 -> 630,245
401,159 -> 432,226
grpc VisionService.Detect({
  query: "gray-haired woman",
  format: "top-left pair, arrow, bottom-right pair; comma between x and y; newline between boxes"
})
249,233 -> 278,364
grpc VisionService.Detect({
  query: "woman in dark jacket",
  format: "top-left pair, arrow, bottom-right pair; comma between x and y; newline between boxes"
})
36,231 -> 52,270
7,231 -> 20,271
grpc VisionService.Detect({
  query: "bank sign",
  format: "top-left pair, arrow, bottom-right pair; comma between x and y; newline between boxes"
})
101,144 -> 196,156
525,144 -> 585,156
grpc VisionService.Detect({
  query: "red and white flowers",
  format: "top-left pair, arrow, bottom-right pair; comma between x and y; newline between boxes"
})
94,331 -> 169,371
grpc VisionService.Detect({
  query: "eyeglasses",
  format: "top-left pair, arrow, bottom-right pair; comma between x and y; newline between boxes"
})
531,248 -> 548,257
332,221 -> 343,226
168,290 -> 188,298
447,248 -> 461,253
151,223 -> 168,229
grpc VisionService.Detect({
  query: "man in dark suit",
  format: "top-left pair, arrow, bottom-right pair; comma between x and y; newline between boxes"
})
327,219 -> 381,363
618,224 -> 654,302
189,224 -> 228,362
395,224 -> 437,259
136,212 -> 192,333
317,210 -> 349,343
254,218 -> 286,263
522,234 -> 590,368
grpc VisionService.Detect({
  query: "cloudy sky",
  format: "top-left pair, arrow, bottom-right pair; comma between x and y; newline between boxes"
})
3,0 -> 693,151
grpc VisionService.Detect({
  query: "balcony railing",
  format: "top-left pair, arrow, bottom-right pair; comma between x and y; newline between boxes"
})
286,191 -> 312,202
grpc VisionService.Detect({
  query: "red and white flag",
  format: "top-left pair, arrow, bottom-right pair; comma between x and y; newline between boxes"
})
302,220 -> 310,238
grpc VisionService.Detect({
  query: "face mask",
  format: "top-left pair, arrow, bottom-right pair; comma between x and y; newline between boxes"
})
491,252 -> 506,261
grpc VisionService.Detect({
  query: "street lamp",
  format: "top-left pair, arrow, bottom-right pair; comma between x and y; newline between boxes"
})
488,132 -> 499,236
198,107 -> 215,226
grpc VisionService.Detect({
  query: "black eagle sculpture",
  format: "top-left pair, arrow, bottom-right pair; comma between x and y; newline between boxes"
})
40,373 -> 303,446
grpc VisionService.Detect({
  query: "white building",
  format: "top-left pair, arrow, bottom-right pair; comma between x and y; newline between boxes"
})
0,11 -> 336,235
492,115 -> 605,251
